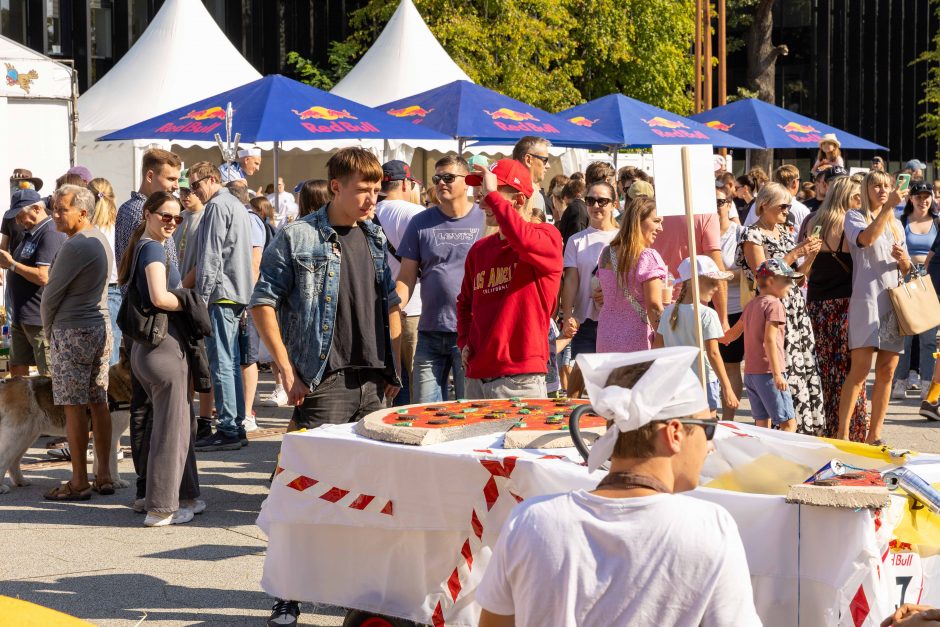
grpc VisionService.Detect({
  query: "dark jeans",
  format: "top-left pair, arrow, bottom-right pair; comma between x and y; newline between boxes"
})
570,318 -> 598,357
291,368 -> 387,430
413,331 -> 465,403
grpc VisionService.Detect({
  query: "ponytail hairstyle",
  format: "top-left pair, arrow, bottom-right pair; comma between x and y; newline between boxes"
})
117,191 -> 180,286
609,196 -> 657,288
669,281 -> 690,330
88,178 -> 117,229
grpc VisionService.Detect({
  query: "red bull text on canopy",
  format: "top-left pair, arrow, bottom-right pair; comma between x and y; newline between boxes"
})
484,108 -> 559,134
777,121 -> 823,143
642,116 -> 707,140
291,106 -> 380,134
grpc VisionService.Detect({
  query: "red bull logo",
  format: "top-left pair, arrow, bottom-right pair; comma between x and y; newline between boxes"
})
291,105 -> 378,135
642,116 -> 706,140
643,116 -> 688,130
180,106 -> 227,121
387,105 -> 434,118
292,106 -> 357,121
569,116 -> 600,128
777,121 -> 823,143
705,120 -> 735,132
483,108 -> 558,134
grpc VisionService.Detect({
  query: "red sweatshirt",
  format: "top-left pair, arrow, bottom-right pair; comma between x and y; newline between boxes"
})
456,191 -> 563,379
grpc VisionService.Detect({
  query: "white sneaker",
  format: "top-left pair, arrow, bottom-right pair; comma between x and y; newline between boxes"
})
144,511 -> 174,527
171,508 -> 195,525
180,499 -> 207,515
132,498 -> 146,513
243,414 -> 259,432
891,379 -> 908,400
908,371 -> 921,390
260,385 -> 288,407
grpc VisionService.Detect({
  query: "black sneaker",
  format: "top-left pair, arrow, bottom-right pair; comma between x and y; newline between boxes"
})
238,426 -> 248,447
267,599 -> 300,627
194,430 -> 242,451
920,400 -> 940,421
196,418 -> 213,440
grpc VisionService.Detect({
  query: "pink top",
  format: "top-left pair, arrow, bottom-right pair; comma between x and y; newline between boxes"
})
651,214 -> 721,277
742,295 -> 786,375
596,247 -> 667,353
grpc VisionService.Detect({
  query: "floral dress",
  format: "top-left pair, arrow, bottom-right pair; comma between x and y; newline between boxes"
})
736,224 -> 826,436
596,247 -> 667,353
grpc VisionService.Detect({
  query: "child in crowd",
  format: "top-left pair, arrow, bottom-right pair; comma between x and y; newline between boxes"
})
812,134 -> 844,176
723,259 -> 798,431
655,256 -> 738,416
546,317 -> 577,397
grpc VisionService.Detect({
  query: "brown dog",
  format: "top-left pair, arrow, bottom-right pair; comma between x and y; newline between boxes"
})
0,358 -> 133,494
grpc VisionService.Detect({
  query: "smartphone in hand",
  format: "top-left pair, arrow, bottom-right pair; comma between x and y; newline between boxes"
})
897,173 -> 912,191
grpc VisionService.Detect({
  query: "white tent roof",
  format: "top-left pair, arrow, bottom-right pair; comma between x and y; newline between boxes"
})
331,0 -> 471,107
77,0 -> 261,134
0,34 -> 73,99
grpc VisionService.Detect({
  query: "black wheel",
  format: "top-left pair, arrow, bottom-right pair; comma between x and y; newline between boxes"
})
342,609 -> 422,627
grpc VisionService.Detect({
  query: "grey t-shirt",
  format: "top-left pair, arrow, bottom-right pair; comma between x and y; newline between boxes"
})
40,227 -> 112,330
397,205 -> 485,333
174,208 -> 206,277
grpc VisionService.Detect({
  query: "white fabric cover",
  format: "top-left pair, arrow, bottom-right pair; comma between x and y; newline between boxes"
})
331,0 -> 472,107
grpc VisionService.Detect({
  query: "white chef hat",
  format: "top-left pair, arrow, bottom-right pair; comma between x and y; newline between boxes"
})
237,147 -> 262,158
576,346 -> 709,472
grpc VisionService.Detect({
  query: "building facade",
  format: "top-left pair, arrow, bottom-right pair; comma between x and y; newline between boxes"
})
2,0 -> 935,162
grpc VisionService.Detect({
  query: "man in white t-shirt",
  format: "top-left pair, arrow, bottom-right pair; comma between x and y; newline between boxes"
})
266,177 -> 299,229
744,164 -> 809,233
375,160 -> 425,402
477,347 -> 761,627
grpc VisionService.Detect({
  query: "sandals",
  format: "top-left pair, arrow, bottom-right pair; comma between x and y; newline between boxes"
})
92,479 -> 115,495
44,482 -> 92,501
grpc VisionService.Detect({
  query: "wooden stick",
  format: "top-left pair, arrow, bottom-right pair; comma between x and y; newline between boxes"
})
681,147 -> 707,390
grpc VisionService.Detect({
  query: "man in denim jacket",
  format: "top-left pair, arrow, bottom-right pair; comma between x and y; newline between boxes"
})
251,147 -> 402,626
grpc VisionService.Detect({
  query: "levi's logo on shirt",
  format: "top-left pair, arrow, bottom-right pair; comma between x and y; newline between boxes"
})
473,263 -> 517,294
431,228 -> 478,246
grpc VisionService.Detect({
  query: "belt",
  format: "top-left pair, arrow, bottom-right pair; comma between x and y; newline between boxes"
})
481,373 -> 541,383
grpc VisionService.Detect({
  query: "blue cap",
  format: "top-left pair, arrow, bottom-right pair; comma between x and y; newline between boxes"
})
5,188 -> 42,220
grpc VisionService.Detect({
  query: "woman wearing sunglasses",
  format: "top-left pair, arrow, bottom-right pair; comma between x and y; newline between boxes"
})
117,191 -> 202,526
735,182 -> 826,436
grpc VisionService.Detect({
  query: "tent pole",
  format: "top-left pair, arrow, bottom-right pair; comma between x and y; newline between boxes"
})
273,141 -> 280,218
67,59 -> 78,166
458,138 -> 465,156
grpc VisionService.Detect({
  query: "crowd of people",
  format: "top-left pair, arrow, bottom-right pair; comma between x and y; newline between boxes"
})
6,135 -> 939,626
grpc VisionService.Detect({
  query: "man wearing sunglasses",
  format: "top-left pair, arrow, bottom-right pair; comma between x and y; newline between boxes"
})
396,156 -> 485,402
477,347 -> 759,627
457,159 -> 563,399
512,135 -> 551,218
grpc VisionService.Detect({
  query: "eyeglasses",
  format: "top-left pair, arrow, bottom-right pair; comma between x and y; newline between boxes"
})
527,153 -> 550,165
716,198 -> 732,207
154,211 -> 183,225
585,196 -> 613,208
661,419 -> 717,440
432,173 -> 466,185
189,177 -> 208,190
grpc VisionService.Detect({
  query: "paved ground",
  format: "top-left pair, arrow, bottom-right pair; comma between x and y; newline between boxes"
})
1,374 -> 938,626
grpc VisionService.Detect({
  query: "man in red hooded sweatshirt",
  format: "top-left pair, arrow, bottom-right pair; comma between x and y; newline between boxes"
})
457,160 -> 563,399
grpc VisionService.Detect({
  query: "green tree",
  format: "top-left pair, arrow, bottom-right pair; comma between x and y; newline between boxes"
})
287,0 -> 696,114
916,0 -> 940,158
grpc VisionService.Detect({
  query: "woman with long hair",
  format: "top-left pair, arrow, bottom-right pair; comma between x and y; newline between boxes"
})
595,196 -> 666,353
118,191 -> 201,525
87,177 -> 122,365
546,173 -> 569,223
836,170 -> 911,443
298,179 -> 331,218
736,182 -> 826,435
804,177 -> 868,440
813,134 -> 845,176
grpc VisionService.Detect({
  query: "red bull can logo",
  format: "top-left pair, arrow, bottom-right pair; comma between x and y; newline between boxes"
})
484,108 -> 558,134
155,105 -> 228,134
642,116 -> 706,140
387,105 -> 434,118
569,116 -> 600,128
291,105 -> 378,135
777,121 -> 824,143
705,120 -> 735,132
180,106 -> 227,121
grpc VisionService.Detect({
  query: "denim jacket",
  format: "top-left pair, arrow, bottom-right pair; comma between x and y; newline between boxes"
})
249,205 -> 401,388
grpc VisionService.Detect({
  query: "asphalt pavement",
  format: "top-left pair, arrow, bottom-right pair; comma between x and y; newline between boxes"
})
0,373 -> 938,626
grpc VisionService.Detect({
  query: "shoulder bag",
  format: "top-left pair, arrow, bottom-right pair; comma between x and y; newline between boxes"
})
117,240 -> 169,347
889,270 -> 940,336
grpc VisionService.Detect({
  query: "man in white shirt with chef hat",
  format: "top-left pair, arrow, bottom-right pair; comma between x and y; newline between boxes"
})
477,346 -> 761,627
220,146 -> 262,185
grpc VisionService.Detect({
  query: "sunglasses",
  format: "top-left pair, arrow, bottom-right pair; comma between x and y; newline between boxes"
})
671,419 -> 717,440
585,196 -> 613,208
432,173 -> 466,185
776,203 -> 792,211
154,211 -> 183,225
527,153 -> 550,164
188,176 -> 208,189
717,198 -> 732,207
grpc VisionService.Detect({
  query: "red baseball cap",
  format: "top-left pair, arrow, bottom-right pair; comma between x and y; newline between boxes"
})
465,159 -> 534,198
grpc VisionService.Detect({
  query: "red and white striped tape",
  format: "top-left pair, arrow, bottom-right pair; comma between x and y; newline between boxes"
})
275,466 -> 394,516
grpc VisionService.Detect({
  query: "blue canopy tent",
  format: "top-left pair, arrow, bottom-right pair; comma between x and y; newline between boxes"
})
556,94 -> 761,155
688,98 -> 887,151
379,80 -> 618,152
98,74 -> 452,207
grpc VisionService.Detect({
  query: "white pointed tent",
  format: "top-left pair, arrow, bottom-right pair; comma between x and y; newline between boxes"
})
1,35 -> 76,197
77,0 -> 261,196
331,0 -> 471,107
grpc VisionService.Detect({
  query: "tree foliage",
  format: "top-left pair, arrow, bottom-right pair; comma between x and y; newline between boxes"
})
916,0 -> 940,157
286,0 -> 696,114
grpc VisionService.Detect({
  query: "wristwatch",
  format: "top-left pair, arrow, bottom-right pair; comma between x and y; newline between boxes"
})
9,261 -> 16,273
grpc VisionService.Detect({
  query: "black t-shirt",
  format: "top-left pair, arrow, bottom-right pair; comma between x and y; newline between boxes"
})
1,216 -> 25,256
10,217 -> 66,325
804,198 -> 822,212
325,224 -> 386,374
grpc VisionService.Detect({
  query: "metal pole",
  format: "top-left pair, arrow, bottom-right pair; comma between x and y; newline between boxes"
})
718,0 -> 728,158
273,141 -> 280,220
681,147 -> 707,390
694,0 -> 703,114
704,0 -> 713,111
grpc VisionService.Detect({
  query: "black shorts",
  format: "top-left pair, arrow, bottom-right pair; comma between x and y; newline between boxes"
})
719,312 -> 744,364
